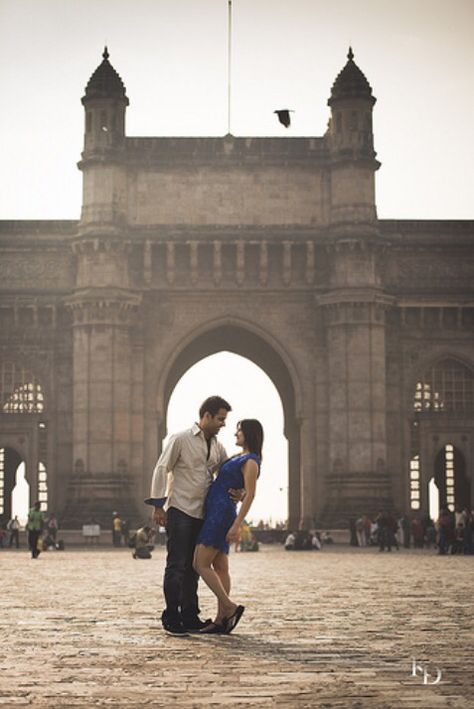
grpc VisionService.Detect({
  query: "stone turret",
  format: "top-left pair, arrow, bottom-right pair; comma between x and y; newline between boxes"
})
326,48 -> 380,229
78,48 -> 129,229
327,47 -> 376,156
64,48 -> 141,527
318,49 -> 393,525
81,46 -> 129,156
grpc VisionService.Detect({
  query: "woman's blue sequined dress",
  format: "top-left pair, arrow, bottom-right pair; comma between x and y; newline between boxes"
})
197,453 -> 260,554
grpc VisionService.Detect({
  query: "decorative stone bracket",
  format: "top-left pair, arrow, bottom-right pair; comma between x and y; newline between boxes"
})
64,288 -> 142,327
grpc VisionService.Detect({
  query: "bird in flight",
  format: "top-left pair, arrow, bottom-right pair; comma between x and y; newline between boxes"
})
274,109 -> 294,128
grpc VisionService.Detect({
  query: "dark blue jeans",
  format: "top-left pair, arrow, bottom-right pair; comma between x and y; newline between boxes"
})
28,530 -> 41,558
163,507 -> 203,623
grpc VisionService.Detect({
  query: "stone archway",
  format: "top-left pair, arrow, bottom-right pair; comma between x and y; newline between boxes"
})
0,445 -> 24,524
406,353 -> 474,516
155,320 -> 303,528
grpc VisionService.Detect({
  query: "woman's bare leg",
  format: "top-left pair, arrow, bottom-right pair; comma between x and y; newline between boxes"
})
212,552 -> 231,623
194,544 -> 236,621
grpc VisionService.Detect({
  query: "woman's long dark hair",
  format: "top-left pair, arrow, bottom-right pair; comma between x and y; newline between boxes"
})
239,419 -> 264,460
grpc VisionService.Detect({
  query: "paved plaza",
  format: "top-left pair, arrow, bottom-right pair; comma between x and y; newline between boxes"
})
0,545 -> 472,708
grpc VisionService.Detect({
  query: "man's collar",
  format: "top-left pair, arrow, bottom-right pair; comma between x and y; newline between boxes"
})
192,422 -> 215,440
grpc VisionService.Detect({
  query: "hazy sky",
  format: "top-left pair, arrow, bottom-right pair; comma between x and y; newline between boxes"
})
1,1 -> 473,524
0,0 -> 473,220
166,353 -> 288,525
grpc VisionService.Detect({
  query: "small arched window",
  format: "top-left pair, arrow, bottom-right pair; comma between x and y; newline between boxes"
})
1,362 -> 44,413
413,358 -> 474,412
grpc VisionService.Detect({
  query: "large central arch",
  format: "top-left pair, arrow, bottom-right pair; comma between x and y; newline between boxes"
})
155,317 -> 303,527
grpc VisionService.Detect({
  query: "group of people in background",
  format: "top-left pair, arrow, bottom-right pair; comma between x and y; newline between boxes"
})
350,507 -> 474,554
436,507 -> 474,555
3,504 -> 473,560
284,529 -> 333,551
3,515 -> 20,547
0,503 -> 61,556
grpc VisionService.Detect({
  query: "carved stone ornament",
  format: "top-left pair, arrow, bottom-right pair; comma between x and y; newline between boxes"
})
0,253 -> 74,289
65,289 -> 142,326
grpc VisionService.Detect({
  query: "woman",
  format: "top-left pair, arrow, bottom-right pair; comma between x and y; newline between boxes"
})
193,418 -> 263,634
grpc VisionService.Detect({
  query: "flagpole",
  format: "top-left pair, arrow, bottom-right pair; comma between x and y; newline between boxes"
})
227,0 -> 232,135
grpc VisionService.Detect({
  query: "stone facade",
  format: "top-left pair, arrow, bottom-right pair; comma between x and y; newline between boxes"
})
1,48 -> 473,528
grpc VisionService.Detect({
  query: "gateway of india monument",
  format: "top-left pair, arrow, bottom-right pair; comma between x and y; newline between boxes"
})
0,48 -> 473,529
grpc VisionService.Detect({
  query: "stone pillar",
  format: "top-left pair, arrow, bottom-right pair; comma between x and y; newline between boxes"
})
299,416 -> 317,529
286,420 -> 300,530
319,241 -> 394,524
26,425 -> 40,506
64,239 -> 142,527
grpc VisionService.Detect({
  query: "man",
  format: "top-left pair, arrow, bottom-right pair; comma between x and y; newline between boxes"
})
46,513 -> 58,542
7,515 -> 20,548
355,516 -> 365,547
132,526 -> 154,559
376,510 -> 391,552
112,512 -> 122,546
26,501 -> 44,559
146,395 -> 235,636
284,531 -> 296,550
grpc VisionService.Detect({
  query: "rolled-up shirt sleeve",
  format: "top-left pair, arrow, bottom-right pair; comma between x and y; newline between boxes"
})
144,434 -> 181,506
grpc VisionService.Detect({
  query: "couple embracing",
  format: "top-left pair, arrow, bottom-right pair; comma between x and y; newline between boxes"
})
145,395 -> 263,636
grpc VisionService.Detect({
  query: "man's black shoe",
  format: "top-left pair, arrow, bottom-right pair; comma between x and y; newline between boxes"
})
163,619 -> 189,637
182,617 -> 213,633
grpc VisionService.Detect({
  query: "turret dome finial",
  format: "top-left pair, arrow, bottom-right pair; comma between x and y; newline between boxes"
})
328,46 -> 375,106
82,46 -> 128,102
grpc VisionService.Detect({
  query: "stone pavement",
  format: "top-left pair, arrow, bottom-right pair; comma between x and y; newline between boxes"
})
0,545 -> 472,708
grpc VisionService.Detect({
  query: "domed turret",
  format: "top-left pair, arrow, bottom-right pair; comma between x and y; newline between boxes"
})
83,47 -> 128,102
81,47 -> 129,156
326,49 -> 379,228
328,47 -> 375,106
78,48 -> 129,229
326,48 -> 377,158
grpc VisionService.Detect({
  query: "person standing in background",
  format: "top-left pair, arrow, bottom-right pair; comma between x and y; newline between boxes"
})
7,515 -> 20,548
112,512 -> 122,546
46,513 -> 58,542
26,502 -> 44,558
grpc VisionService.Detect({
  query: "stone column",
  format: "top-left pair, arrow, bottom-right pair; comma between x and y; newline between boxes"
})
298,416 -> 317,529
319,240 -> 394,524
64,239 -> 142,527
286,420 -> 300,530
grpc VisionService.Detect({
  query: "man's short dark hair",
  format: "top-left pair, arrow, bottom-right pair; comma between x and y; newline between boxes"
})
199,396 -> 232,419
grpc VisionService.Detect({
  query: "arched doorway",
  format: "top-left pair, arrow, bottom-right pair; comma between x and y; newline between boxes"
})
0,361 -> 49,522
0,448 -> 44,527
166,352 -> 288,525
157,322 -> 302,528
11,461 -> 31,525
0,447 -> 24,524
408,357 -> 474,516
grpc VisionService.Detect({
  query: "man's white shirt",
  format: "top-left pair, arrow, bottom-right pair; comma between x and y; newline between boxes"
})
149,423 -> 228,519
